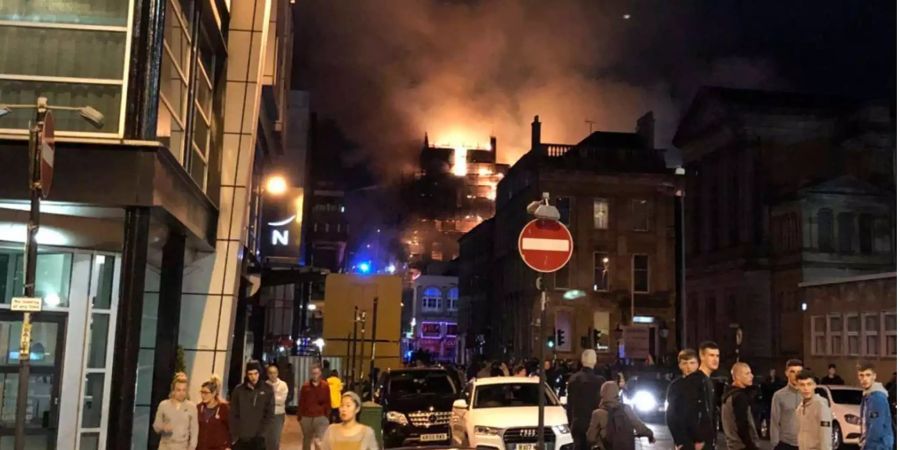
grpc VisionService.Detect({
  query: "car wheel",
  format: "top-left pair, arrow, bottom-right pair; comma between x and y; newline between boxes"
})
832,422 -> 843,450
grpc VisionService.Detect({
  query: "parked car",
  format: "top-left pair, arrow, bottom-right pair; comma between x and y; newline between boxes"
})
376,367 -> 461,448
816,385 -> 864,449
450,376 -> 574,450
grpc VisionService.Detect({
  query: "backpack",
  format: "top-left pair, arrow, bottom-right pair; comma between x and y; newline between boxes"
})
602,405 -> 634,450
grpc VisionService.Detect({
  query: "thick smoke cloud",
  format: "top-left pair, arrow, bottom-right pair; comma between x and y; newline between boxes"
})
293,0 -> 795,177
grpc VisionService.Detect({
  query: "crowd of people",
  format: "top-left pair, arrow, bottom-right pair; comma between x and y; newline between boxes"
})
150,361 -> 377,450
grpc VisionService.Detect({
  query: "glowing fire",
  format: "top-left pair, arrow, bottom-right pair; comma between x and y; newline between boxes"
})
452,146 -> 468,177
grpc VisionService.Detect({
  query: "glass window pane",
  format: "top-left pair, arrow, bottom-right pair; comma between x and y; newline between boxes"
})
865,315 -> 879,332
815,336 -> 826,355
831,336 -> 842,355
885,314 -> 897,331
0,26 -> 126,79
593,253 -> 609,291
93,255 -> 115,310
847,316 -> 860,332
0,0 -> 129,26
157,97 -> 185,163
135,349 -> 156,406
160,52 -> 188,121
848,336 -> 860,355
80,433 -> 100,450
830,316 -> 843,332
887,336 -> 897,356
164,0 -> 192,72
593,199 -> 608,229
82,373 -> 105,428
866,336 -> 879,356
814,316 -> 826,333
192,112 -> 210,156
0,80 -> 121,133
0,321 -> 59,366
87,313 -> 110,368
0,373 -> 56,430
189,150 -> 207,189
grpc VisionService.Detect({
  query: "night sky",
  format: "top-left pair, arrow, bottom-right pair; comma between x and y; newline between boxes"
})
292,0 -> 896,180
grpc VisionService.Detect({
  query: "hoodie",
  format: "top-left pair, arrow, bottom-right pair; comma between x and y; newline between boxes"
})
861,382 -> 895,450
586,381 -> 653,450
795,394 -> 831,450
771,384 -> 803,446
721,385 -> 761,450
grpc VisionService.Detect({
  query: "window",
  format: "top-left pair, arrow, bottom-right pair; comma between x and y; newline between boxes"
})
448,288 -> 459,311
828,314 -> 843,355
593,199 -> 609,229
157,0 -> 191,162
859,214 -> 873,254
0,0 -> 132,135
593,253 -> 610,291
446,323 -> 458,336
420,322 -> 442,338
837,212 -> 854,254
812,316 -> 826,355
863,313 -> 880,356
817,209 -> 834,252
632,255 -> 649,293
324,223 -> 330,233
874,216 -> 893,254
631,199 -> 651,231
422,287 -> 442,312
555,197 -> 572,226
884,312 -> 896,357
431,242 -> 443,260
845,314 -> 860,356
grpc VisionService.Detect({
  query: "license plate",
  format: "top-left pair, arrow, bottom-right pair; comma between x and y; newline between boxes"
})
516,444 -> 537,450
420,433 -> 448,442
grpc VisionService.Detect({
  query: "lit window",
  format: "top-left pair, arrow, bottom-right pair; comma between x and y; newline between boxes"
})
448,288 -> 459,311
422,287 -> 442,312
593,199 -> 609,229
593,253 -> 610,291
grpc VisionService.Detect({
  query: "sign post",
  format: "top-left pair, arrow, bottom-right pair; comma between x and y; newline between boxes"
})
518,194 -> 572,450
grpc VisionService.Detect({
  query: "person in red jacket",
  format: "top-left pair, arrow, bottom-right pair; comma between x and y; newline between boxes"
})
197,375 -> 231,450
297,365 -> 332,450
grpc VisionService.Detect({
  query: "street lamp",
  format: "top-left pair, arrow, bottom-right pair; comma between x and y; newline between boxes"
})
0,96 -> 103,450
265,175 -> 288,195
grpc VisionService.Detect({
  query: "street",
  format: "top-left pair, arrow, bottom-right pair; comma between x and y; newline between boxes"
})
634,419 -> 774,450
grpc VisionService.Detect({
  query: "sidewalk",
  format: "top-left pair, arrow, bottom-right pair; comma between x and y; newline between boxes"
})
280,416 -> 303,449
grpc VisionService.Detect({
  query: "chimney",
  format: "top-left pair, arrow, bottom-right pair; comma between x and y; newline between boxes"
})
636,111 -> 655,149
490,136 -> 497,152
531,115 -> 542,154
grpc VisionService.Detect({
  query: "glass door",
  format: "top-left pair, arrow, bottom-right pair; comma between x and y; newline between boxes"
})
0,312 -> 66,450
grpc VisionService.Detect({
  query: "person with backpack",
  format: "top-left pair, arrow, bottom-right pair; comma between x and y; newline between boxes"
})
586,380 -> 655,450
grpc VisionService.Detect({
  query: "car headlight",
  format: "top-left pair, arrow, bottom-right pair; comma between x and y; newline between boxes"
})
553,425 -> 570,435
386,411 -> 409,426
844,414 -> 861,425
474,425 -> 503,436
631,390 -> 658,413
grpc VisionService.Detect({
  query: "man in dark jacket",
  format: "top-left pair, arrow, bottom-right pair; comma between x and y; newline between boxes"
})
566,350 -> 606,450
230,361 -> 275,450
667,349 -> 699,449
682,341 -> 720,450
722,362 -> 761,450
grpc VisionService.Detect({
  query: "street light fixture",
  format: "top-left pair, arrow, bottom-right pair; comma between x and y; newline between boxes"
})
265,175 -> 288,195
0,96 -> 104,450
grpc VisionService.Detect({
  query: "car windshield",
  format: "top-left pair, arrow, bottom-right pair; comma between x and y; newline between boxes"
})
830,389 -> 863,405
473,383 -> 558,408
389,372 -> 458,398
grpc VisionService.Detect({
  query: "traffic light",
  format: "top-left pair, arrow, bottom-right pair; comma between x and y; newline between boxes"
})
546,336 -> 555,348
556,329 -> 566,347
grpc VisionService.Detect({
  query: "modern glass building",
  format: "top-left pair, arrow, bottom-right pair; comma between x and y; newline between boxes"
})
0,0 -> 297,448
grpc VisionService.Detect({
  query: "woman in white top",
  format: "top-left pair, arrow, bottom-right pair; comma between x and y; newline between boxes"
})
320,392 -> 379,450
153,372 -> 199,450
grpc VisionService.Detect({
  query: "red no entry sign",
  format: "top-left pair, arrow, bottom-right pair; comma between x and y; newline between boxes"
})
518,219 -> 574,273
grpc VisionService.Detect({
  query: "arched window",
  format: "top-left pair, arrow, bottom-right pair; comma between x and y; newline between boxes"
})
817,209 -> 834,252
422,287 -> 442,311
448,287 -> 459,311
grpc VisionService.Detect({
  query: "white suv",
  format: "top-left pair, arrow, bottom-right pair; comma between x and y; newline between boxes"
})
450,377 -> 574,450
